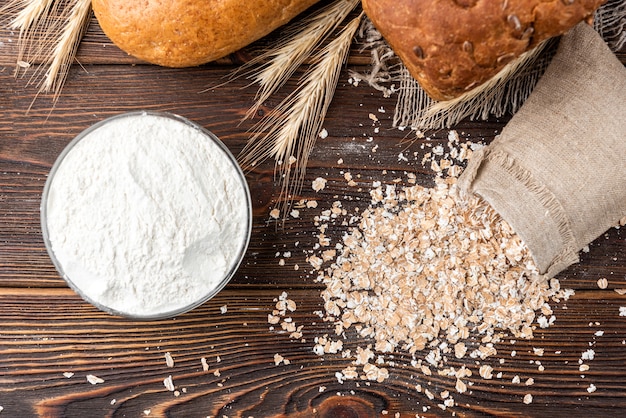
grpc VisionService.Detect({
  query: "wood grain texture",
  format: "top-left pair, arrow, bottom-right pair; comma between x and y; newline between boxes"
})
1,288 -> 626,417
0,3 -> 625,417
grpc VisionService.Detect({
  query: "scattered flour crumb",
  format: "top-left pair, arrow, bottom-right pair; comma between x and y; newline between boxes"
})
274,353 -> 290,366
164,375 -> 175,391
312,177 -> 327,192
86,374 -> 104,385
165,352 -> 174,368
269,208 -> 280,219
581,349 -> 595,361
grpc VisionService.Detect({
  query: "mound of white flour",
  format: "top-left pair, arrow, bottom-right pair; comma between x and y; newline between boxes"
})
44,112 -> 250,318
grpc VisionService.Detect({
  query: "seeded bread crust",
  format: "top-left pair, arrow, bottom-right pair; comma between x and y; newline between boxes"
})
361,0 -> 605,101
92,0 -> 320,67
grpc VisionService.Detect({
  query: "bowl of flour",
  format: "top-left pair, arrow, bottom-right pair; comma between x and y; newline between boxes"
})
41,111 -> 252,319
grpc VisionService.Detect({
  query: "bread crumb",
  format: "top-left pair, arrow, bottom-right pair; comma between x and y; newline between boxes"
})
319,128 -> 328,139
597,278 -> 608,289
201,357 -> 209,372
270,208 -> 280,219
63,372 -> 74,378
619,307 -> 626,317
220,305 -> 228,314
587,383 -> 597,393
523,394 -> 533,404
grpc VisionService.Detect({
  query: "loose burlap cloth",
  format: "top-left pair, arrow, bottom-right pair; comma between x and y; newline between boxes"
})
458,23 -> 626,277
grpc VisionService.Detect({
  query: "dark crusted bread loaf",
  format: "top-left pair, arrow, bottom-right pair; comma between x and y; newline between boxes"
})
92,0 -> 320,67
361,0 -> 606,101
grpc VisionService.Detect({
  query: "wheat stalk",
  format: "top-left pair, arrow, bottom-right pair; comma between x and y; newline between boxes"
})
239,12 -> 364,217
1,0 -> 92,105
231,0 -> 360,120
42,0 -> 91,97
422,39 -> 552,121
6,0 -> 54,66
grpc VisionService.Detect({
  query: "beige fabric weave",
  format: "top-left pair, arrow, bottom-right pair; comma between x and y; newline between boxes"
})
458,23 -> 626,277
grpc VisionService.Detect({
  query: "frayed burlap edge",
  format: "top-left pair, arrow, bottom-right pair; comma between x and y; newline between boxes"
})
458,148 -> 580,277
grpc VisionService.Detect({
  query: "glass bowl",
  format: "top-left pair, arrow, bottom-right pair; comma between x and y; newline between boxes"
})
40,111 -> 252,320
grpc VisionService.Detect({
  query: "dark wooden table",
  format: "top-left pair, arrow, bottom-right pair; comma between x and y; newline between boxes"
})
1,4 -> 625,417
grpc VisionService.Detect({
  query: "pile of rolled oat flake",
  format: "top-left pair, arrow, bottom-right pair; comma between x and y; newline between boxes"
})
268,129 -> 578,411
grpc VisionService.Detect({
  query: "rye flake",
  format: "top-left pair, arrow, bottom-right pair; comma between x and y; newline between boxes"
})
302,137 -> 574,395
314,175 -> 571,357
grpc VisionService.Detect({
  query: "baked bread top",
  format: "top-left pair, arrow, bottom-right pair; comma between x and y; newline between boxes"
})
92,0 -> 320,67
362,0 -> 605,101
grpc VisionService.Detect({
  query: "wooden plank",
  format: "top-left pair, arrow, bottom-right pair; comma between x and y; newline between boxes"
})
1,63 -> 624,291
0,288 -> 625,416
1,3 -> 625,416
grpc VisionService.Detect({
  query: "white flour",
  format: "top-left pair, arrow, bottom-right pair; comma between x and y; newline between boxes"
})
44,112 -> 250,317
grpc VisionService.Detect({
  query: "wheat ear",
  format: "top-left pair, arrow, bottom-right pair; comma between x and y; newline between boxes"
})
1,0 -> 92,105
41,0 -> 91,98
239,12 -> 364,217
423,40 -> 552,119
233,0 -> 360,120
394,38 -> 554,130
3,0 -> 53,68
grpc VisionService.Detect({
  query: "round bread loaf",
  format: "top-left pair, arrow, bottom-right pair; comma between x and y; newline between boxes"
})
362,0 -> 605,101
92,0 -> 321,67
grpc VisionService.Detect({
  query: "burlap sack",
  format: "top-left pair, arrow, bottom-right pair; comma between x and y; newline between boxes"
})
458,22 -> 626,277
